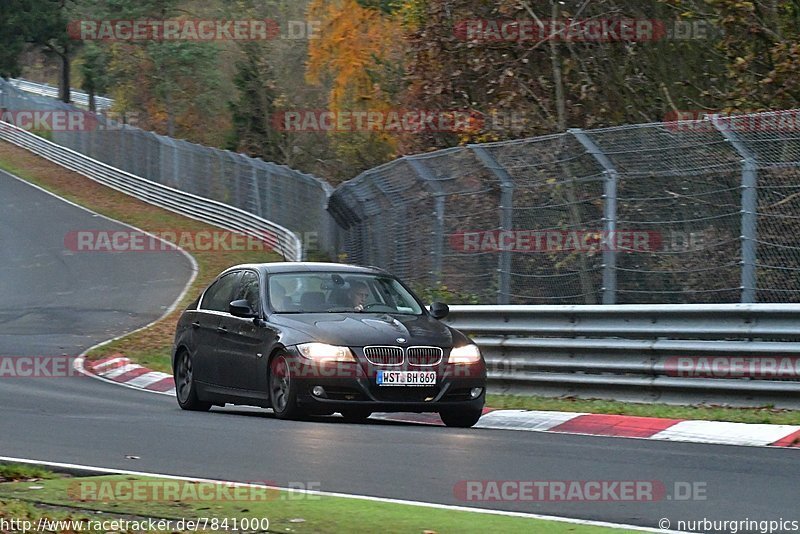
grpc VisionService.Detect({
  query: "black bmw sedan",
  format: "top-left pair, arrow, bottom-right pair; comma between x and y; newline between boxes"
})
172,263 -> 487,427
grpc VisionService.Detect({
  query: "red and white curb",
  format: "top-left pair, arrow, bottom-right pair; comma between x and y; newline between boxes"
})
373,410 -> 800,449
78,356 -> 800,450
82,354 -> 175,394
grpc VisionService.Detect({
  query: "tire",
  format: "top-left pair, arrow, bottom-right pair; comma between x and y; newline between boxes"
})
440,408 -> 483,428
174,350 -> 212,412
269,352 -> 307,420
339,408 -> 372,422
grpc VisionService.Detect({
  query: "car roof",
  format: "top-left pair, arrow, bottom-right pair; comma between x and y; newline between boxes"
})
221,262 -> 388,276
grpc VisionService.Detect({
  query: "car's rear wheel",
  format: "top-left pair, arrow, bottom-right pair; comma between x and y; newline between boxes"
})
439,408 -> 482,428
269,352 -> 306,420
174,350 -> 211,412
340,408 -> 372,422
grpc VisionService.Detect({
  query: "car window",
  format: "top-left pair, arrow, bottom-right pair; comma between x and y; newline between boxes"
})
200,272 -> 240,312
234,271 -> 261,315
375,277 -> 417,312
267,272 -> 423,315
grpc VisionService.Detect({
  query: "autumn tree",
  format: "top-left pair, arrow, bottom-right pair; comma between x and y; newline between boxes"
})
0,0 -> 78,102
227,43 -> 285,162
73,0 -> 228,144
78,42 -> 108,110
306,0 -> 408,176
401,0 -> 732,151
706,0 -> 800,110
0,1 -> 28,78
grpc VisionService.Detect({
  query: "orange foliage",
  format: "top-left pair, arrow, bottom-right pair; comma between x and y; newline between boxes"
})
306,0 -> 403,112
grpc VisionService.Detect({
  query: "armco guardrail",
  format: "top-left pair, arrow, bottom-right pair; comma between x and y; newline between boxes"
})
9,78 -> 114,110
446,304 -> 800,408
0,120 -> 302,261
2,77 -> 335,258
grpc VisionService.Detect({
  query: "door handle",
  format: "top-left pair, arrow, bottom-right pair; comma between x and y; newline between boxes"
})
217,326 -> 228,334
191,321 -> 200,329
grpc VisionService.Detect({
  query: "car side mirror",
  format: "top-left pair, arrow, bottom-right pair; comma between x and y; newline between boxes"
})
429,301 -> 449,319
229,299 -> 257,318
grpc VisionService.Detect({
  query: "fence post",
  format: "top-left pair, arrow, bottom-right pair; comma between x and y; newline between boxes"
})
570,128 -> 618,304
712,116 -> 758,303
250,161 -> 263,219
172,139 -> 180,187
469,145 -> 513,304
406,157 -> 445,285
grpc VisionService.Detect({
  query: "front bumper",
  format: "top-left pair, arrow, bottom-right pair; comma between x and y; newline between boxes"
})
284,347 -> 486,413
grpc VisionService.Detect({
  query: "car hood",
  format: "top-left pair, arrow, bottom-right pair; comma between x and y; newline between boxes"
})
270,312 -> 464,347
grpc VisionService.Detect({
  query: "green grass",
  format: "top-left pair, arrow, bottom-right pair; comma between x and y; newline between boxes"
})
0,499 -> 108,530
487,394 -> 800,425
0,465 -> 58,483
0,471 -> 638,533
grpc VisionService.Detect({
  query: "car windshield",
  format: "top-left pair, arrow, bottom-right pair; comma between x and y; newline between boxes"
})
268,272 -> 423,315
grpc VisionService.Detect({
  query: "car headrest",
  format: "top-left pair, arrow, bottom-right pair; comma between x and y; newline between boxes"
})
300,292 -> 326,309
328,288 -> 349,306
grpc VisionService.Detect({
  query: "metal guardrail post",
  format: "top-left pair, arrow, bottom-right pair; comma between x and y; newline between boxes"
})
570,128 -> 618,304
711,116 -> 758,303
469,145 -> 514,304
406,157 -> 445,285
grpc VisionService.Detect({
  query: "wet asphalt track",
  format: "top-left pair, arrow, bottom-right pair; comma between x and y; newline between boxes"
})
0,169 -> 797,531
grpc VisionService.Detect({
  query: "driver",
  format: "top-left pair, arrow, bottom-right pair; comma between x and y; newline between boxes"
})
347,281 -> 370,310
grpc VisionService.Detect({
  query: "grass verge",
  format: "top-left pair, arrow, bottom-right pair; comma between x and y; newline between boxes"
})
0,465 -> 58,483
0,468 -> 637,533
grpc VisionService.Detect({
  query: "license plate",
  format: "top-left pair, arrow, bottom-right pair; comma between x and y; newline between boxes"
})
377,371 -> 436,387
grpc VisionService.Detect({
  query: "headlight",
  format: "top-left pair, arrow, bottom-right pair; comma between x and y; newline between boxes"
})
296,343 -> 356,363
448,344 -> 482,364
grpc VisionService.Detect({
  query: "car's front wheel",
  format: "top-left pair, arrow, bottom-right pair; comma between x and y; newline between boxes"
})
269,352 -> 306,420
174,350 -> 211,412
439,408 -> 482,428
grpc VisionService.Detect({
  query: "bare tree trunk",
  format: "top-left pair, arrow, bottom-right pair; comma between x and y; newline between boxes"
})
59,45 -> 71,104
548,0 -> 596,304
549,2 -> 566,133
165,89 -> 175,137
